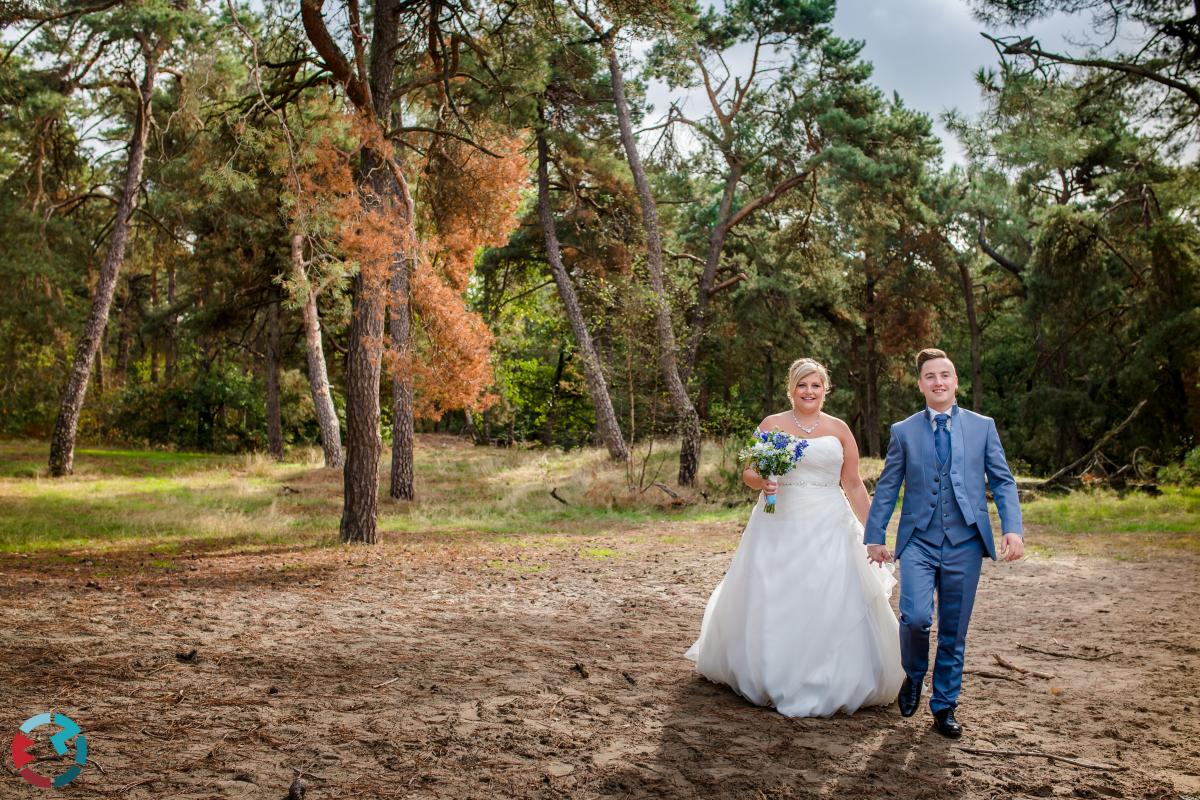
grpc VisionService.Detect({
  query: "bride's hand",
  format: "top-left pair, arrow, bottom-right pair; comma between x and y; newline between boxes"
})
866,544 -> 893,564
761,478 -> 779,494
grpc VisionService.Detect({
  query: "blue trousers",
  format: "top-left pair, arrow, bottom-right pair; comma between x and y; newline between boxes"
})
898,532 -> 985,714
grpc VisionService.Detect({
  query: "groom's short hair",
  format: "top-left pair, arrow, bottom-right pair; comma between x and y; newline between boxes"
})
916,348 -> 951,373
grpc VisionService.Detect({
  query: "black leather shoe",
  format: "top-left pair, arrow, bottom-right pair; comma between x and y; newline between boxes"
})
933,708 -> 963,739
897,677 -> 921,717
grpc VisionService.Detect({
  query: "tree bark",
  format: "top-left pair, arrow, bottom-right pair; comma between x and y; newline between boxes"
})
302,0 -> 407,541
957,258 -> 983,411
681,163 -> 741,383
535,124 -> 629,462
48,39 -> 164,476
95,336 -> 105,397
115,279 -> 132,384
863,273 -> 881,457
291,234 -> 343,468
165,262 -> 176,382
388,252 -> 415,501
339,239 -> 385,540
265,283 -> 285,460
149,266 -> 159,383
604,44 -> 701,485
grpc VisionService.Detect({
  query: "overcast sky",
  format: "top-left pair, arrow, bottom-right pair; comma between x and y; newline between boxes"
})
832,0 -> 1086,163
641,0 -> 1090,165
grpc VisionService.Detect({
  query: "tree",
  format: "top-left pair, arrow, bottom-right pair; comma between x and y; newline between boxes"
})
646,0 -> 848,381
290,233 -> 344,467
535,113 -> 630,461
572,0 -> 703,485
948,63 -> 1200,469
971,0 -> 1200,145
227,8 -> 347,468
300,0 -> 523,536
47,0 -> 196,475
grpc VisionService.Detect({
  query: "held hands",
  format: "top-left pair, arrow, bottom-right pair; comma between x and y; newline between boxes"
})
999,533 -> 1025,562
866,544 -> 893,565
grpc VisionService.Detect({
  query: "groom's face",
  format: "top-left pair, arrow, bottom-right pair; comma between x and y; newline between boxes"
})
918,358 -> 958,411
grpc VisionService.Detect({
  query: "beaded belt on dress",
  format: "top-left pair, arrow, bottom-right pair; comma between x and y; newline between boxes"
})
778,480 -> 838,488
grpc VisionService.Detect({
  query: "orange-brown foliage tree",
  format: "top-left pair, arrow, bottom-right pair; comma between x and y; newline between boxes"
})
394,134 -> 528,422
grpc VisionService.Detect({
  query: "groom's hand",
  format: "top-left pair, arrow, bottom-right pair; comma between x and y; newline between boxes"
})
866,544 -> 892,564
1000,533 -> 1024,562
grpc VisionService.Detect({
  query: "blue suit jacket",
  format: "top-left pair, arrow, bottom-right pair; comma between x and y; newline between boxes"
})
864,407 -> 1023,560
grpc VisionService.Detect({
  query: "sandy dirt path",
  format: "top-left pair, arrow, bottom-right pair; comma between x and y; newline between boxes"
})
2,520 -> 1198,799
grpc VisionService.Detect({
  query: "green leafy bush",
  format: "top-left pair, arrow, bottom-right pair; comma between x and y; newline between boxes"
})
1159,447 -> 1200,486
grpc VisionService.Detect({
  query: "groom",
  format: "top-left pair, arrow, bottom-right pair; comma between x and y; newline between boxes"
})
865,348 -> 1024,738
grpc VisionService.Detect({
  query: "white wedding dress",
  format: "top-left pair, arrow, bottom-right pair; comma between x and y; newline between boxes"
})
685,435 -> 905,717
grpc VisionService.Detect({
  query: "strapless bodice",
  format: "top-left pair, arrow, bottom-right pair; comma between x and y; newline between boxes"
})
776,435 -> 843,487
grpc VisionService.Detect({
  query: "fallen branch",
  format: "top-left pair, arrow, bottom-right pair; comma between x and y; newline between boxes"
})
1018,643 -> 1120,661
373,676 -> 401,689
550,487 -> 569,505
653,481 -> 679,499
1042,399 -> 1148,488
963,668 -> 1022,682
958,746 -> 1124,772
994,653 -> 1055,679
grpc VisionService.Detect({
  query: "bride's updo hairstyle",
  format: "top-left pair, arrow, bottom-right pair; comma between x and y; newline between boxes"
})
787,358 -> 832,400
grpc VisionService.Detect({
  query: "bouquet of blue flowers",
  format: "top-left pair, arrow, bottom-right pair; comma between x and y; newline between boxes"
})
738,429 -> 809,513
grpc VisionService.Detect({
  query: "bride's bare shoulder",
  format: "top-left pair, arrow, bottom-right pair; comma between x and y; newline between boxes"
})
758,411 -> 787,430
820,413 -> 853,435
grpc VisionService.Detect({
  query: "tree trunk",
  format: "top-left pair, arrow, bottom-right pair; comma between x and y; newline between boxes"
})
115,280 -> 132,384
605,44 -> 701,485
166,263 -> 176,382
339,149 -> 391,544
388,253 -> 415,501
149,266 -> 159,383
863,273 -> 881,457
292,234 -> 343,468
762,346 -> 775,419
95,334 -> 105,397
300,0 -> 406,541
682,163 -> 742,383
956,258 -> 983,411
535,124 -> 629,461
48,41 -> 163,476
265,284 -> 285,460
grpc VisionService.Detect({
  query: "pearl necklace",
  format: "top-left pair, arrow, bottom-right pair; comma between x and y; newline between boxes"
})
791,408 -> 820,434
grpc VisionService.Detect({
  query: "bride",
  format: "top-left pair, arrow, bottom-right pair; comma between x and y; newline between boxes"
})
685,358 -> 905,717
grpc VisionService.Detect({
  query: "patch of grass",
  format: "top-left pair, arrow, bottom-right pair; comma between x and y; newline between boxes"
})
580,547 -> 616,559
0,436 -> 747,555
2,437 -> 1194,562
1022,486 -> 1199,558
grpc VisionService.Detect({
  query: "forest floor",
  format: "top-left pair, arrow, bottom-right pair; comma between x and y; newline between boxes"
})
1,437 -> 1198,799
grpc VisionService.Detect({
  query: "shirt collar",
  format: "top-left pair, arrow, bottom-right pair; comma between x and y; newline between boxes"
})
925,404 -> 958,429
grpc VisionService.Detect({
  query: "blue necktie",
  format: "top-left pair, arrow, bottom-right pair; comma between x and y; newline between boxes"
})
935,414 -> 950,465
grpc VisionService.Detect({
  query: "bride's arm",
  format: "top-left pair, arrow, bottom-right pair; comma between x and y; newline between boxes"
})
742,419 -> 777,493
835,421 -> 871,525
742,463 -> 767,491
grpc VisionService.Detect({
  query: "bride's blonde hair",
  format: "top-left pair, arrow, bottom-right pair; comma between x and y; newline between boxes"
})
787,358 -> 831,400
